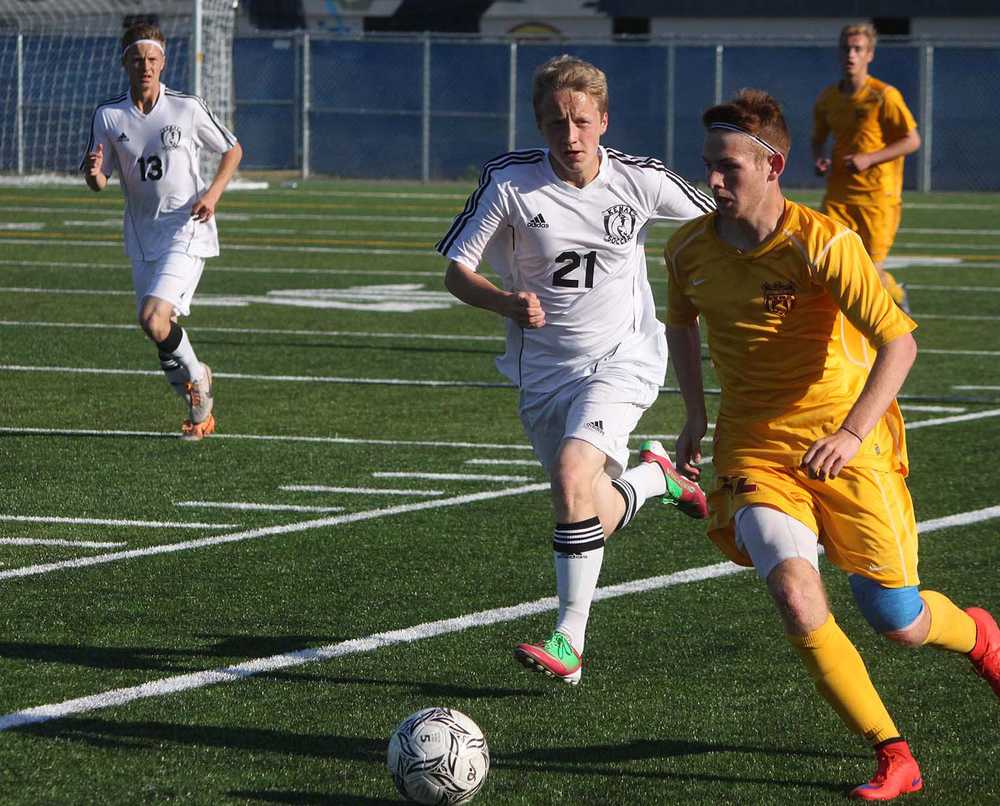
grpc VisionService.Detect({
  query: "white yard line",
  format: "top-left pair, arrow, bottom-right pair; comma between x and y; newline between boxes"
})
0,515 -> 235,529
174,501 -> 346,514
372,472 -> 533,482
0,483 -> 550,584
905,284 -> 1000,293
0,426 -> 536,451
0,538 -> 126,548
952,386 -> 1000,391
0,237 -> 439,256
905,408 -> 1000,428
0,364 -> 513,389
921,348 -> 1000,357
898,404 -> 966,413
464,459 -> 542,467
281,485 -> 443,496
0,320 -> 503,343
1,502 -> 997,733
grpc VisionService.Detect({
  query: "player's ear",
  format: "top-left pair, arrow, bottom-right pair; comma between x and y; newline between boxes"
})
599,111 -> 608,135
767,151 -> 786,181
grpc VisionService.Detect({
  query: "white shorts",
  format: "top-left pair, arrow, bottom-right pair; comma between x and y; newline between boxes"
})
132,250 -> 205,317
519,366 -> 658,479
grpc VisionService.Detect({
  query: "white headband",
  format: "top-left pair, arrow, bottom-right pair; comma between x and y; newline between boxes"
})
122,39 -> 165,59
708,122 -> 778,156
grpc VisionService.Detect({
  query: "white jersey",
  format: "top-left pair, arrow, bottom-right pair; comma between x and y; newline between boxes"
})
81,85 -> 238,262
437,146 -> 715,392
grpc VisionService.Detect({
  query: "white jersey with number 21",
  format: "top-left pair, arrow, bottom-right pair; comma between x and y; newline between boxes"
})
82,85 -> 238,262
437,146 -> 715,393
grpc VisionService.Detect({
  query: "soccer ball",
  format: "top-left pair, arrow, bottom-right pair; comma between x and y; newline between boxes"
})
387,707 -> 490,804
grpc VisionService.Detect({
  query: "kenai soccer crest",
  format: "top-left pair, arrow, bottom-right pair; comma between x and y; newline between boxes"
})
160,125 -> 182,150
603,204 -> 637,244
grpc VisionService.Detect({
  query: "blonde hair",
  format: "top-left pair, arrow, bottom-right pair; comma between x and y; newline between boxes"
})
703,88 -> 790,159
840,23 -> 877,50
532,55 -> 608,122
120,22 -> 166,62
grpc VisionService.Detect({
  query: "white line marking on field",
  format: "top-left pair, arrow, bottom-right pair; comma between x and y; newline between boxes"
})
0,222 -> 44,231
921,348 -> 1000,357
906,284 -> 1000,293
0,365 -> 513,389
3,501 -> 997,732
0,483 -> 551,583
0,238 -> 440,256
952,386 -> 1000,391
917,505 -> 1000,534
464,459 -> 541,467
0,559 -> 746,732
280,485 -> 444,497
898,404 -> 966,413
373,472 -> 533,482
174,501 -> 346,514
0,320 -> 503,343
905,408 -> 1000,429
0,205 -> 454,223
905,203 -> 1000,210
908,313 -> 1000,322
0,538 -> 127,548
0,426 -> 536,451
0,515 -> 235,529
899,227 -> 1000,236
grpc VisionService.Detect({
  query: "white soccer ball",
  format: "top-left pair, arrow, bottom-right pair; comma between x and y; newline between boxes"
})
387,707 -> 490,804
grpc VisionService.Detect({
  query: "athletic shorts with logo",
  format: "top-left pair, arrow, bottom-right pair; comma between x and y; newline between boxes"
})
519,362 -> 658,479
707,464 -> 919,588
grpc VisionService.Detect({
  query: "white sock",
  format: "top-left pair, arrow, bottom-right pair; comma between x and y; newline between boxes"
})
171,328 -> 204,383
552,516 -> 605,654
609,462 -> 666,532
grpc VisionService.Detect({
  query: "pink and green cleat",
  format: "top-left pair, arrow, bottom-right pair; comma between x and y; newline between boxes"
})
639,440 -> 709,520
514,631 -> 582,685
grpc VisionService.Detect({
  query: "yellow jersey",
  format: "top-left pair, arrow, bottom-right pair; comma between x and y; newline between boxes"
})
813,76 -> 917,204
664,201 -> 916,474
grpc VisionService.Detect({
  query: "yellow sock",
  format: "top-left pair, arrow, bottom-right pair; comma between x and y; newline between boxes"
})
787,614 -> 899,744
921,590 -> 977,653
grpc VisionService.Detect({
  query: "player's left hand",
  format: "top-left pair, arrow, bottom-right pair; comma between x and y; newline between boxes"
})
843,152 -> 873,173
801,429 -> 862,481
191,195 -> 218,223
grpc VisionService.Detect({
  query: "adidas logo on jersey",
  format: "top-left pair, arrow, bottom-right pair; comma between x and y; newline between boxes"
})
584,420 -> 604,435
117,132 -> 130,142
526,213 -> 548,228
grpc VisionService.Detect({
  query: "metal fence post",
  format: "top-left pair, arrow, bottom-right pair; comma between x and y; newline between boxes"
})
714,44 -> 723,105
421,34 -> 431,182
919,44 -> 934,193
508,40 -> 518,152
665,42 -> 675,167
301,31 -> 311,179
16,32 -> 23,174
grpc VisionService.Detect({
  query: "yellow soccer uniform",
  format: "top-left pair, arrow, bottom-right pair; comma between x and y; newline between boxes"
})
813,76 -> 917,206
665,201 -> 919,584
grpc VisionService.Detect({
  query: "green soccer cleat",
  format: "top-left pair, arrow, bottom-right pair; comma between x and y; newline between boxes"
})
639,440 -> 709,519
514,631 -> 582,685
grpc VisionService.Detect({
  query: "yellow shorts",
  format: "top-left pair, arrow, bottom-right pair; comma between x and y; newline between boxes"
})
822,200 -> 902,265
707,465 -> 919,587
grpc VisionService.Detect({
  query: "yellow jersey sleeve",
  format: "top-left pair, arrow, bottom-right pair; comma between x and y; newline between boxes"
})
813,226 -> 917,348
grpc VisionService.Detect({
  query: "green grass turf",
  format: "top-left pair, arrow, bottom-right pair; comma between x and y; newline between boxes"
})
0,182 -> 997,804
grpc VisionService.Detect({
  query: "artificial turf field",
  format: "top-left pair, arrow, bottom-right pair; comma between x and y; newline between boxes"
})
0,180 -> 997,804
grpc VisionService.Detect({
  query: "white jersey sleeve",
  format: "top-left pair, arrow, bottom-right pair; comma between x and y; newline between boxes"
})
190,95 -> 238,154
604,149 -> 715,221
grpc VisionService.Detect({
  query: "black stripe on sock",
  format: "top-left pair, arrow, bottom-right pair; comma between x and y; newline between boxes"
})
553,516 -> 605,554
610,478 -> 638,533
155,321 -> 183,354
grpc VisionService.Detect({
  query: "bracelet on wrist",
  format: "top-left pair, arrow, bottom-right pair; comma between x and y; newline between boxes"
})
840,425 -> 864,443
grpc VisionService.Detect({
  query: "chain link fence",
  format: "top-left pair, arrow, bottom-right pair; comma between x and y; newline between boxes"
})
232,33 -> 1000,192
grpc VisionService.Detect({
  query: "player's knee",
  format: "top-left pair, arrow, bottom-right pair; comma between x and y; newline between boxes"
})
766,563 -> 826,628
849,574 -> 923,639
